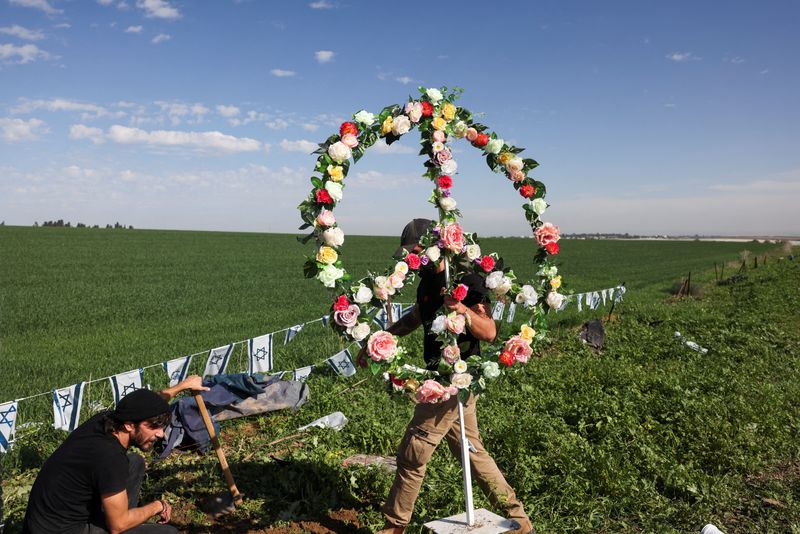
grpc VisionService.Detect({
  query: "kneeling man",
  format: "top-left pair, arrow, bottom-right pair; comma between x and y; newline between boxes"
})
23,376 -> 207,534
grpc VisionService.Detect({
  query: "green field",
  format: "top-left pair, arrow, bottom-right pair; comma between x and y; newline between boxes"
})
1,226 -> 798,533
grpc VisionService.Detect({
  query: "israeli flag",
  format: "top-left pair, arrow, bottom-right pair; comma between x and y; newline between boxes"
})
558,295 -> 569,312
109,369 -> 144,405
0,400 -> 18,453
589,292 -> 600,310
248,334 -> 273,374
492,301 -> 505,320
163,355 -> 193,388
53,382 -> 86,432
203,344 -> 233,377
321,315 -> 330,327
506,302 -> 517,323
601,289 -> 608,306
576,293 -> 583,312
284,324 -> 304,345
372,303 -> 403,330
401,304 -> 415,318
293,365 -> 313,382
614,285 -> 627,303
607,288 -> 615,303
327,349 -> 356,377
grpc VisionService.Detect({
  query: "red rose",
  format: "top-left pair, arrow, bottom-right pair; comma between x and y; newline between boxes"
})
421,101 -> 433,117
452,283 -> 469,301
389,374 -> 407,387
437,175 -> 453,189
340,122 -> 358,136
406,253 -> 421,270
519,184 -> 536,198
472,133 -> 489,147
545,242 -> 560,255
333,294 -> 350,311
479,255 -> 495,272
499,351 -> 515,367
315,189 -> 333,205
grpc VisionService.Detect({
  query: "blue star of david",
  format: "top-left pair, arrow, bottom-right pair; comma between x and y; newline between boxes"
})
122,383 -> 138,396
337,359 -> 352,371
210,354 -> 223,366
0,405 -> 17,428
170,370 -> 182,382
59,391 -> 73,409
254,347 -> 268,361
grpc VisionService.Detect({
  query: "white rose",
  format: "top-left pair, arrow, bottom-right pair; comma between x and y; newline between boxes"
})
353,285 -> 373,304
374,275 -> 390,289
465,244 -> 481,261
353,110 -> 375,126
531,198 -> 547,215
495,276 -> 512,296
405,101 -> 423,123
515,285 -> 539,307
485,138 -> 504,154
485,271 -> 505,289
426,88 -> 443,104
452,121 -> 467,138
431,315 -> 446,334
394,261 -> 409,275
481,361 -> 501,379
317,264 -> 344,288
322,227 -> 344,248
453,360 -> 468,373
546,291 -> 565,310
440,159 -> 458,175
324,181 -> 343,202
539,265 -> 558,278
439,197 -> 457,211
506,156 -> 524,172
425,246 -> 441,262
392,115 -> 411,135
327,141 -> 351,163
350,322 -> 371,341
432,141 -> 445,153
450,372 -> 472,389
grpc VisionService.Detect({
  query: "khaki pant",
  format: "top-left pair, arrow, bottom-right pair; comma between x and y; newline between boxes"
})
382,393 -> 529,528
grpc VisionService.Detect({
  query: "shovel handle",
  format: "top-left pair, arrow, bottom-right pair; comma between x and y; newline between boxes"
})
193,390 -> 243,504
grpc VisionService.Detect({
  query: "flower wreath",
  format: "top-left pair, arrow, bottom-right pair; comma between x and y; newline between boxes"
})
299,87 -> 565,403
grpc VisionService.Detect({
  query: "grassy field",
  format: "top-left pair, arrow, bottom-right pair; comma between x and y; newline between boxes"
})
1,226 -> 797,533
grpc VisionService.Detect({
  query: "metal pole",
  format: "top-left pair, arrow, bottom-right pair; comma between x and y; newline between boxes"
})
444,255 -> 475,526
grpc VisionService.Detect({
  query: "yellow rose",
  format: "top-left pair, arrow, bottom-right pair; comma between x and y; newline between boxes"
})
316,246 -> 338,264
328,165 -> 344,182
432,117 -> 447,131
520,324 -> 536,342
381,116 -> 394,135
442,103 -> 457,120
550,276 -> 562,290
498,152 -> 514,165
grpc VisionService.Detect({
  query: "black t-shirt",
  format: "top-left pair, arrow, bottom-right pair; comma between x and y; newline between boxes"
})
417,270 -> 490,370
23,412 -> 130,534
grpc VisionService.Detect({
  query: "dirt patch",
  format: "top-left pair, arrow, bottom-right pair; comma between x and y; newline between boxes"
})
745,460 -> 800,485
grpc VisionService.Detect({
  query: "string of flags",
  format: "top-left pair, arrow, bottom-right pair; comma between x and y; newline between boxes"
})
1,284 -> 626,451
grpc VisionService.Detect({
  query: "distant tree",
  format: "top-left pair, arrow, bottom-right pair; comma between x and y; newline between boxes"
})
34,221 -> 39,227
77,222 -> 86,228
106,224 -> 112,229
128,225 -> 134,230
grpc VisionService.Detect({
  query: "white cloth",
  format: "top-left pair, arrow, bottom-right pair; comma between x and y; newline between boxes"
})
293,365 -> 313,382
491,301 -> 505,320
53,382 -> 86,432
248,334 -> 273,374
163,355 -> 192,387
203,344 -> 233,377
284,324 -> 304,345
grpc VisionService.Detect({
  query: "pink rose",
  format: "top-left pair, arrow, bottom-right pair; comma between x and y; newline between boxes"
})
441,223 -> 465,253
333,304 -> 360,329
316,209 -> 336,227
446,314 -> 466,335
534,222 -> 560,247
388,272 -> 405,289
434,148 -> 452,165
415,379 -> 458,403
432,130 -> 446,143
509,169 -> 525,182
503,335 -> 532,364
341,133 -> 359,148
367,330 -> 398,362
404,101 -> 423,123
465,127 -> 478,142
442,344 -> 461,364
374,286 -> 390,301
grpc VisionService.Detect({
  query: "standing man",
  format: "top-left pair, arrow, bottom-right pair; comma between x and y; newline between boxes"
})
23,376 -> 207,534
370,219 -> 533,534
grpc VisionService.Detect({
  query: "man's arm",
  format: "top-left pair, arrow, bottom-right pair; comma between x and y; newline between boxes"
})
159,374 -> 208,401
102,489 -> 168,534
444,296 -> 497,342
387,304 -> 422,337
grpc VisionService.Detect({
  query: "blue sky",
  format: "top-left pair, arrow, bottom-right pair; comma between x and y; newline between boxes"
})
1,0 -> 798,236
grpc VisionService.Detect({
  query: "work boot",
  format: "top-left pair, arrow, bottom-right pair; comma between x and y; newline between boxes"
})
509,517 -> 535,534
375,526 -> 405,534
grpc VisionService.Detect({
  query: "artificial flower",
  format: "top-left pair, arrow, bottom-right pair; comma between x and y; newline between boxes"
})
340,122 -> 358,136
333,295 -> 350,311
550,275 -> 562,290
442,102 -> 457,120
325,181 -> 343,202
420,101 -> 434,117
367,330 -> 398,362
531,198 -> 547,215
327,165 -> 344,182
479,255 -> 495,272
473,133 -> 489,147
534,222 -> 560,247
452,283 -> 468,301
404,101 -> 423,123
499,351 -> 514,367
442,344 -> 461,364
317,264 -> 344,287
446,313 -> 466,334
426,87 -> 443,103
485,138 -> 504,154
481,361 -> 501,379
453,360 -> 468,374
316,209 -> 336,226
465,244 -> 481,261
546,291 -> 565,310
515,285 -> 539,307
437,175 -> 453,189
381,116 -> 394,135
334,304 -> 360,329
316,246 -> 338,264
546,242 -> 560,255
520,184 -> 536,198
439,197 -> 457,211
315,189 -> 333,205
392,115 -> 411,135
425,245 -> 441,262
405,253 -> 421,270
394,261 -> 409,275
432,117 -> 447,131
327,141 -> 351,163
322,227 -> 345,248
440,159 -> 458,175
430,315 -> 447,334
341,133 -> 358,148
441,223 -> 465,253
504,335 -> 532,364
432,130 -> 446,143
351,322 -> 371,341
520,324 -> 536,342
450,373 -> 472,389
354,110 -> 375,126
452,121 -> 468,138
353,285 -> 373,304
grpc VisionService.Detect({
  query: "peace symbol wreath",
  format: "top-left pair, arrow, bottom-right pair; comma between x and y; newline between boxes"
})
298,86 -> 565,403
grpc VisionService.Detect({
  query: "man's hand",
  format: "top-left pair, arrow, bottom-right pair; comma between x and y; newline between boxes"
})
156,499 -> 172,524
159,374 -> 209,401
443,295 -> 467,314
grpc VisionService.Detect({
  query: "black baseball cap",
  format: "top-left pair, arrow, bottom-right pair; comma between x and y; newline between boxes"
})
113,389 -> 169,423
394,218 -> 432,258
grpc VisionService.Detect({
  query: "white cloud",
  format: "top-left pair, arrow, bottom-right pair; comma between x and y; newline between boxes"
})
279,138 -> 318,152
265,118 -> 289,130
315,50 -> 334,63
124,25 -> 143,33
216,104 -> 240,118
9,0 -> 62,15
12,98 -> 110,119
97,0 -> 114,5
0,117 -> 49,141
153,101 -> 209,125
0,25 -> 45,41
309,0 -> 334,8
136,0 -> 180,19
666,51 -> 701,63
724,56 -> 746,64
69,124 -> 105,144
270,68 -> 296,77
395,76 -> 414,84
0,43 -> 52,64
53,23 -> 70,29
350,170 -> 418,189
107,125 -> 262,153
151,33 -> 171,44
301,123 -> 319,132
707,179 -> 800,194
370,138 -> 415,155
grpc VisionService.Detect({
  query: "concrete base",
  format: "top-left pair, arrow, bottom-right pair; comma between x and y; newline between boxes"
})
424,508 -> 516,533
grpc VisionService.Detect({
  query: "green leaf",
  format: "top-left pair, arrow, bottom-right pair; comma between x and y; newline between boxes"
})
303,260 -> 319,278
369,361 -> 382,375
